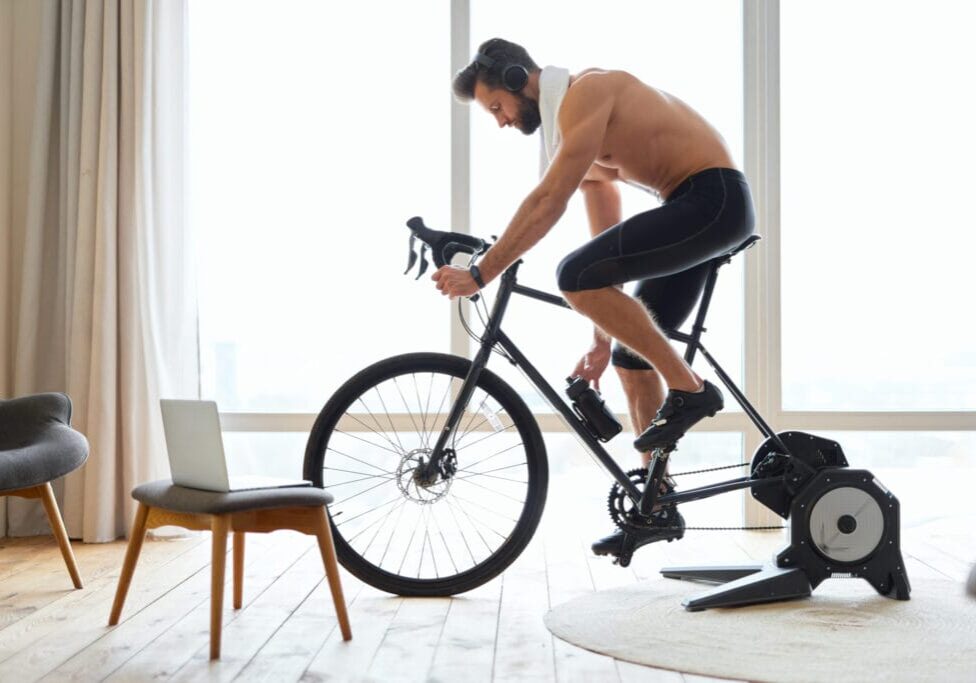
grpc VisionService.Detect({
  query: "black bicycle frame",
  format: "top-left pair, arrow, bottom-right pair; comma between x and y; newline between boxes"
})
426,259 -> 790,507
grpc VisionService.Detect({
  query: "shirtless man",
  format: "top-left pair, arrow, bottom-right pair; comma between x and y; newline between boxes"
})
435,38 -> 755,556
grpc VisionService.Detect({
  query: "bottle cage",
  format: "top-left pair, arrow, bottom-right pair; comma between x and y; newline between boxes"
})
404,216 -> 488,280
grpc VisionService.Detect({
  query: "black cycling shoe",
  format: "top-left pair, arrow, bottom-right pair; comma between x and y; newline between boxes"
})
591,509 -> 686,557
633,380 -> 724,452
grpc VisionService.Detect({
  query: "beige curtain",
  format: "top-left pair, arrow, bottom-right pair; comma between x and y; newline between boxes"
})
0,0 -> 196,542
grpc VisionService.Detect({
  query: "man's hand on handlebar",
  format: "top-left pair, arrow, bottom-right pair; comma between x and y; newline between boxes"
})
432,265 -> 480,300
572,337 -> 612,392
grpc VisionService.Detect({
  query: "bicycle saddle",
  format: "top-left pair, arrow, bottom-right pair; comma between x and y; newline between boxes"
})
404,216 -> 488,280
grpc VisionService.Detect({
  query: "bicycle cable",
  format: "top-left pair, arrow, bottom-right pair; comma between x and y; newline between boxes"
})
456,292 -> 516,364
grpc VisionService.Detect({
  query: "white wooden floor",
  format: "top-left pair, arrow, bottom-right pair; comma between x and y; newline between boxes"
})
0,464 -> 972,682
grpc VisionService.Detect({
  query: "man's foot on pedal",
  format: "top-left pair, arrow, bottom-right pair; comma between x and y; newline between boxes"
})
591,509 -> 685,557
633,380 -> 724,452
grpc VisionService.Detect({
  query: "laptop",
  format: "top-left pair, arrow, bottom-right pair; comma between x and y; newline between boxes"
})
160,399 -> 311,492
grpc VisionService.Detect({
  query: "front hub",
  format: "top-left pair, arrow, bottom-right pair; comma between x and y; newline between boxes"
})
397,448 -> 453,504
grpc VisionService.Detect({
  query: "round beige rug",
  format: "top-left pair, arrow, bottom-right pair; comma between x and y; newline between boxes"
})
545,578 -> 976,682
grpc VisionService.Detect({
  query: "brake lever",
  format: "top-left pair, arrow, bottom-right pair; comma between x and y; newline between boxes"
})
415,243 -> 429,280
404,234 -> 418,275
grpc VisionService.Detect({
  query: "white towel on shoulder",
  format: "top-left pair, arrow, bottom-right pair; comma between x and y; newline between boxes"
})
538,65 -> 571,174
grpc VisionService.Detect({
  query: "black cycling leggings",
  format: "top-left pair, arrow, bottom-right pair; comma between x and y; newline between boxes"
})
556,167 -> 755,371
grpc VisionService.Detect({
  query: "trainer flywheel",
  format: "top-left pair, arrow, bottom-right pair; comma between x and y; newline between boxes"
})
808,485 -> 885,564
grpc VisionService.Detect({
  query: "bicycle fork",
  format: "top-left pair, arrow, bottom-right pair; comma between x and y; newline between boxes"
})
418,339 -> 494,483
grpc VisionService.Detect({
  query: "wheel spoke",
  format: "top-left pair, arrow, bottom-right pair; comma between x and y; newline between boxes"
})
456,442 -> 525,473
444,496 -> 478,566
378,497 -> 411,568
453,472 -> 528,485
348,498 -> 408,545
327,474 -> 397,488
325,465 -> 396,478
430,504 -> 459,575
427,375 -> 454,446
355,398 -> 404,454
445,498 -> 495,553
448,492 -> 521,525
455,461 -> 529,478
397,504 -> 425,574
454,422 -> 517,450
336,422 -> 403,457
373,387 -> 407,454
394,376 -> 424,440
421,372 -> 436,449
334,477 -> 395,506
334,494 -> 402,528
328,443 -> 396,473
412,373 -> 429,447
454,390 -> 489,447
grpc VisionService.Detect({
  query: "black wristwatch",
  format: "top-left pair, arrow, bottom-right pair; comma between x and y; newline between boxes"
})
469,264 -> 486,289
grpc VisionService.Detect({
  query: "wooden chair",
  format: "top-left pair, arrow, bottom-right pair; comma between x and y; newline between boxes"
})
0,393 -> 88,589
108,480 -> 352,659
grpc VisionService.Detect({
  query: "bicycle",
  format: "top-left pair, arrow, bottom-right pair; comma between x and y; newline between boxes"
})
303,217 -> 911,609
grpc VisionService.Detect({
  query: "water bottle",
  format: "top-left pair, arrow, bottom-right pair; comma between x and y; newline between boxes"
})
565,376 -> 622,442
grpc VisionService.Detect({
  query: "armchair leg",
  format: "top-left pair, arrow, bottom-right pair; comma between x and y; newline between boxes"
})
109,503 -> 151,624
38,483 -> 83,589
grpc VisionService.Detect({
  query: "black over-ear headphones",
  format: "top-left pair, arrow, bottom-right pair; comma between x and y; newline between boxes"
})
473,52 -> 529,92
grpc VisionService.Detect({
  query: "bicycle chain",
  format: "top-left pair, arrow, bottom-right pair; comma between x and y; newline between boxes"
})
653,461 -> 786,531
669,461 -> 752,477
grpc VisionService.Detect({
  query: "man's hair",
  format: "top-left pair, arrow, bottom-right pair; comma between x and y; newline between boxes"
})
452,38 -> 540,101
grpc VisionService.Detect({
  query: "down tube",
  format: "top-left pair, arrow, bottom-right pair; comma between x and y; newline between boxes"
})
494,329 -> 642,502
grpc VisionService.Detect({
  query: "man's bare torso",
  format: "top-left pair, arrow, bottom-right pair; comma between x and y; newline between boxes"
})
570,69 -> 736,199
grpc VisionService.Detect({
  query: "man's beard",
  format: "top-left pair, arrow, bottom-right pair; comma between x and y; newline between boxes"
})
515,94 -> 541,135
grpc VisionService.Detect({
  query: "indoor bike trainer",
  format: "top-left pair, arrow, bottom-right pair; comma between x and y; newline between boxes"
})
332,217 -> 912,610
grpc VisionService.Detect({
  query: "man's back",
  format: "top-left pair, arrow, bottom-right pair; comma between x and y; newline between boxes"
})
567,69 -> 736,199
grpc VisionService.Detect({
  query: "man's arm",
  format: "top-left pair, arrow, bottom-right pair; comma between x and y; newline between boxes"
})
580,177 -> 622,345
476,77 -> 615,284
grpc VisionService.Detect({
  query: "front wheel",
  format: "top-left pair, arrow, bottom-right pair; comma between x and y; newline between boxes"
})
304,352 -> 548,596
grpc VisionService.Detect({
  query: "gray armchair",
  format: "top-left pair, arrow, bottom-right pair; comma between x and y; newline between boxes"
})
0,393 -> 89,588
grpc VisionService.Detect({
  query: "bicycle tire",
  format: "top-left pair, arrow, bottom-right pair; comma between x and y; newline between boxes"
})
304,352 -> 548,596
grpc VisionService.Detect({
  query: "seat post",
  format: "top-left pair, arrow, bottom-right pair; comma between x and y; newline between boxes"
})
683,258 -> 727,366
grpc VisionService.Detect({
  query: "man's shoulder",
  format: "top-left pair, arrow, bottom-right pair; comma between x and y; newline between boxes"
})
571,68 -> 638,88
559,69 -> 630,121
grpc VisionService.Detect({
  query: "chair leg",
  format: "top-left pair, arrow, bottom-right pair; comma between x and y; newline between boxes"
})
109,503 -> 151,625
233,531 -> 245,609
38,482 -> 83,589
314,507 -> 352,641
210,515 -> 230,659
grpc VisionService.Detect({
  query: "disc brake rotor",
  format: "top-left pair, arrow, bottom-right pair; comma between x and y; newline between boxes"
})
396,448 -> 451,504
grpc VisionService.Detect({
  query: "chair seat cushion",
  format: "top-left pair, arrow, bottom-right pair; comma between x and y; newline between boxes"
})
0,393 -> 89,493
131,479 -> 334,514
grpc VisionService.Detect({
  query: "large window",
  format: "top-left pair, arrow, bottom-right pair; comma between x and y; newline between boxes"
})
780,1 -> 976,412
190,0 -> 451,412
188,2 -> 975,521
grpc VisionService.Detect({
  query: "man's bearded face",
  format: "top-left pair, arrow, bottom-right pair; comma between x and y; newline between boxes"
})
514,92 -> 541,135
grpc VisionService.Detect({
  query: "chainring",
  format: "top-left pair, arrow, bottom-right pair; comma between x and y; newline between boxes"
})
607,468 -> 680,535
